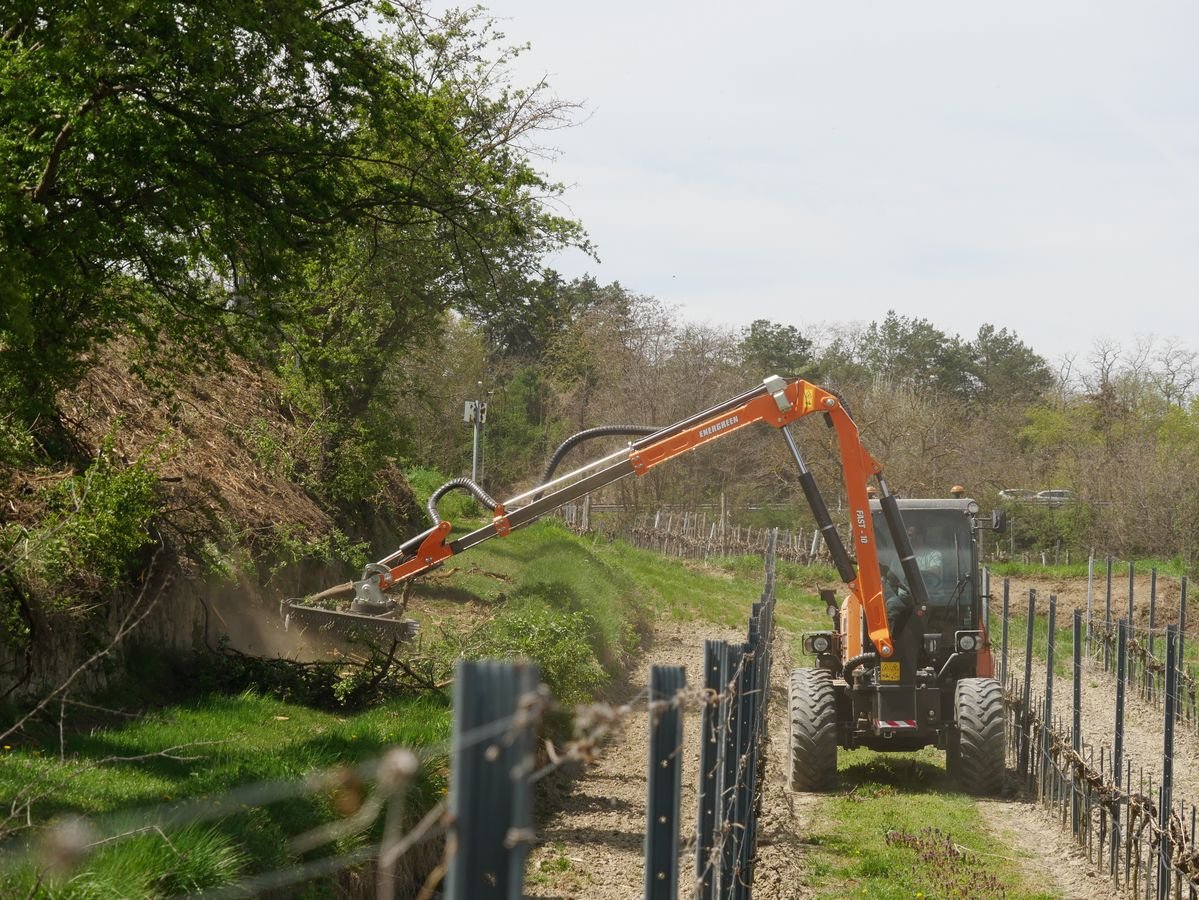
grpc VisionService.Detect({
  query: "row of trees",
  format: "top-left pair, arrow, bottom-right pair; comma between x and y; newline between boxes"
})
403,284 -> 1199,562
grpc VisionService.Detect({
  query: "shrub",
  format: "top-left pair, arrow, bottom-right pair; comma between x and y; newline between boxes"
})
474,601 -> 608,705
2,435 -> 160,608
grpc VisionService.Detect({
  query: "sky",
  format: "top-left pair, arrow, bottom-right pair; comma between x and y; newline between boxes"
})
469,1 -> 1199,365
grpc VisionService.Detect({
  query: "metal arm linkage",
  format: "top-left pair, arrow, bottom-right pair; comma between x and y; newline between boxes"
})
338,375 -> 918,658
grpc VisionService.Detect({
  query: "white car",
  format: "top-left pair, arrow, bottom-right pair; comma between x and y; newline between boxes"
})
1035,489 -> 1076,506
998,488 -> 1035,502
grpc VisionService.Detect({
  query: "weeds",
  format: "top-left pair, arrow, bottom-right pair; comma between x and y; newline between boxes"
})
885,827 -> 1008,898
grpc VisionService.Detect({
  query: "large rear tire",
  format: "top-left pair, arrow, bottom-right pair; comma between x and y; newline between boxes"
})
789,667 -> 838,792
950,677 -> 1005,795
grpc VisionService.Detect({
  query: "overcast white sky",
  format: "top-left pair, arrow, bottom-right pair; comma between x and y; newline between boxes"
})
478,1 -> 1199,364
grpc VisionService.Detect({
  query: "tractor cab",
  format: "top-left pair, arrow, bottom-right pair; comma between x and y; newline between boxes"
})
870,498 -> 991,678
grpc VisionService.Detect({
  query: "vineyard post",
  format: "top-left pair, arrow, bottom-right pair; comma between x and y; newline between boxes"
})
1179,577 -> 1188,725
695,640 -> 725,897
1041,597 -> 1057,802
1073,608 -> 1082,836
445,660 -> 539,900
1086,551 -> 1094,654
1000,578 -> 1010,687
1148,568 -> 1158,660
645,665 -> 686,900
1157,625 -> 1177,900
1127,561 -> 1136,688
982,566 -> 991,636
718,643 -> 745,898
1105,557 -> 1113,670
1113,618 -> 1128,872
1019,589 -> 1036,780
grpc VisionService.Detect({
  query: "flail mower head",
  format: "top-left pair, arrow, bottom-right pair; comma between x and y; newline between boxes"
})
281,565 -> 419,643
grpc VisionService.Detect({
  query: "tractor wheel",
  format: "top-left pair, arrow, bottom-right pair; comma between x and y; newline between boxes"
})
789,667 -> 838,792
950,677 -> 1005,795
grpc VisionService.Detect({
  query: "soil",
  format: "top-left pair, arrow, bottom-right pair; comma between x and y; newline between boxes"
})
1001,569 -> 1199,804
999,573 -> 1188,633
976,797 -> 1125,899
1009,648 -> 1199,816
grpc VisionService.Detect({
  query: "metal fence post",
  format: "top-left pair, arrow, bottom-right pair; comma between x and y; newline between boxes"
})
446,660 -> 540,900
1180,577 -> 1189,725
1105,557 -> 1113,670
982,566 -> 991,636
1073,608 -> 1082,836
695,640 -> 725,898
646,665 -> 686,900
1149,568 -> 1158,659
1019,590 -> 1036,780
1087,552 -> 1094,654
717,643 -> 745,899
1041,597 -> 1057,802
1158,625 -> 1177,900
730,638 -> 756,900
1127,561 -> 1136,687
1000,579 -> 1010,687
1113,619 -> 1127,874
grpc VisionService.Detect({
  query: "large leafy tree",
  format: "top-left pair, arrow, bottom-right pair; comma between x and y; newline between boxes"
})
0,1 -> 584,453
2,1 -> 373,426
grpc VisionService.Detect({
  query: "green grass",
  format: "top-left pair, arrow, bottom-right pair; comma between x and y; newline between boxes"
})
4,519 -> 787,895
801,750 -> 1056,899
0,692 -> 449,897
989,556 -> 1192,579
586,537 -> 837,635
413,519 -> 836,692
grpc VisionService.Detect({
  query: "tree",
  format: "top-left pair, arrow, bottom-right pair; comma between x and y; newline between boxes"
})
964,324 -> 1053,405
0,1 -> 585,454
738,319 -> 815,379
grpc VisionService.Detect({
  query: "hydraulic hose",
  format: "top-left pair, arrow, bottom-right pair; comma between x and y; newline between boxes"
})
842,651 -> 879,682
427,477 -> 500,525
534,425 -> 661,500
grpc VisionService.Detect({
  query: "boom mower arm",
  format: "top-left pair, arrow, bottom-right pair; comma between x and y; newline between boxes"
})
295,376 -> 928,658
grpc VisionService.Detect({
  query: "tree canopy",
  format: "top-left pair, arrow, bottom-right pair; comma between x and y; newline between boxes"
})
0,1 -> 584,439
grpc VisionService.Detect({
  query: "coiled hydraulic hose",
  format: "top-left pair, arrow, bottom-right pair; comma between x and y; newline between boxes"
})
427,477 -> 499,525
842,651 -> 880,682
425,426 -> 661,527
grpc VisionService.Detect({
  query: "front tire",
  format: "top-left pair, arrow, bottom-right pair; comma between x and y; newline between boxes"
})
950,677 -> 1004,795
789,667 -> 838,791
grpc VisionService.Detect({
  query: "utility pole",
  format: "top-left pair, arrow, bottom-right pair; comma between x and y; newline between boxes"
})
464,381 -> 487,482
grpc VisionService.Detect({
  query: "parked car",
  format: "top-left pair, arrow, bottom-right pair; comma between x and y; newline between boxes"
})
998,488 -> 1036,501
1035,489 -> 1076,506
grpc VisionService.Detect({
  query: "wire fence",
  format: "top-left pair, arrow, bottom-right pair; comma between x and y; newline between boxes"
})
999,574 -> 1199,899
2,534 -> 783,899
561,499 -> 827,566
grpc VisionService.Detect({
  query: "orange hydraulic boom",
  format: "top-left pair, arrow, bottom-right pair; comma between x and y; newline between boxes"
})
288,376 -> 932,659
